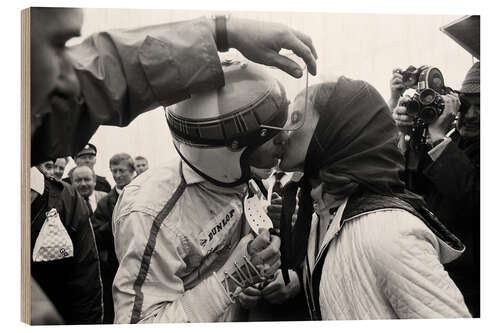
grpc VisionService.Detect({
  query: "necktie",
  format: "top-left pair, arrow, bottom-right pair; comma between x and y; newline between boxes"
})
272,172 -> 286,197
84,197 -> 96,226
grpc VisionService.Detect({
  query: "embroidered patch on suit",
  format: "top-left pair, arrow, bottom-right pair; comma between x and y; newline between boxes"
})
198,203 -> 240,256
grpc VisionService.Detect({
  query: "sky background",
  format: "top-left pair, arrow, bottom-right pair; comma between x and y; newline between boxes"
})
65,9 -> 475,186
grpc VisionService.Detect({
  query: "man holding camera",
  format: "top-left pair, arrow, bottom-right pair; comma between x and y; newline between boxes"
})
390,62 -> 480,317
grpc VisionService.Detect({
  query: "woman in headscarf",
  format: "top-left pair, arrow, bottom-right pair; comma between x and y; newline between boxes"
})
277,77 -> 471,319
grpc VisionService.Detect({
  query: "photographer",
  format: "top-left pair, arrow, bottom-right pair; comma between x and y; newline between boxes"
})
390,62 -> 480,317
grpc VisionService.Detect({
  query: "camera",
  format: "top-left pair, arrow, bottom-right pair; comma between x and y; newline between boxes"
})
396,65 -> 422,89
399,66 -> 452,125
401,88 -> 444,125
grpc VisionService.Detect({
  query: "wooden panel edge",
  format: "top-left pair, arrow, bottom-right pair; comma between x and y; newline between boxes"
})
20,7 -> 31,326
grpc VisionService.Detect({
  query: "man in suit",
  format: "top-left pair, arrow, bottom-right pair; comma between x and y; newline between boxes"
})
71,165 -> 107,213
31,162 -> 103,324
93,153 -> 136,323
242,168 -> 308,321
63,143 -> 112,193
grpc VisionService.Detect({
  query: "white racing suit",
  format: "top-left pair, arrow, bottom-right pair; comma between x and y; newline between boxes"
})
112,160 -> 250,323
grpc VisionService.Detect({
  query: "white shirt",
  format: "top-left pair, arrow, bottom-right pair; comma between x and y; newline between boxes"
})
262,171 -> 296,202
87,192 -> 98,212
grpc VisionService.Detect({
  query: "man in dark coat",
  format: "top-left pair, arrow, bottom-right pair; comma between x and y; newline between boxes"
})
63,143 -> 111,193
392,62 -> 480,317
31,165 -> 103,324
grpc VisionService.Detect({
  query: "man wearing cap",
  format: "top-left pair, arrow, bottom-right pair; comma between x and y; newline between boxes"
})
391,62 -> 480,316
112,61 -> 293,323
63,143 -> 112,193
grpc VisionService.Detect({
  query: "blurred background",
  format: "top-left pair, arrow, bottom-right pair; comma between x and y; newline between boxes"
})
67,9 -> 475,185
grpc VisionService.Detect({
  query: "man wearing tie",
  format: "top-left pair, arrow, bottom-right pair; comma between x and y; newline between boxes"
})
71,165 -> 107,214
243,169 -> 308,321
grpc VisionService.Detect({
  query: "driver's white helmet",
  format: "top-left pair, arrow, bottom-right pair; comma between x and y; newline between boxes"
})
166,60 -> 289,186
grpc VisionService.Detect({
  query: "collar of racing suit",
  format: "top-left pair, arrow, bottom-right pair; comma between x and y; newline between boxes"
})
181,161 -> 248,198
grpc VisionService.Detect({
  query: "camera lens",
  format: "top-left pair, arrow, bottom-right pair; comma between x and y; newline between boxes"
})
419,89 -> 437,105
420,106 -> 440,123
405,99 -> 421,117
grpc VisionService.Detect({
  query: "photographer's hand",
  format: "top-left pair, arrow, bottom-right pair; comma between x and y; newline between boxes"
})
393,96 -> 415,134
428,92 -> 460,143
389,68 -> 406,110
226,17 -> 318,78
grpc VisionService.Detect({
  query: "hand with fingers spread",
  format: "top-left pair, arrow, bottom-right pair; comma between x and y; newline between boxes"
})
261,269 -> 300,304
226,17 -> 318,78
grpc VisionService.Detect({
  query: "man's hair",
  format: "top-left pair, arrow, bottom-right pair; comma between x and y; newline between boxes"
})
110,153 -> 135,172
71,165 -> 96,180
135,155 -> 148,162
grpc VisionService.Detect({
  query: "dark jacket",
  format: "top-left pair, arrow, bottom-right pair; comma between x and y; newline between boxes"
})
406,133 -> 480,316
31,176 -> 103,324
93,187 -> 120,323
31,17 -> 224,166
63,174 -> 111,193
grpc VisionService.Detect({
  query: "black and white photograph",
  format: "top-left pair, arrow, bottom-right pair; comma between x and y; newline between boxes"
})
15,2 -> 489,329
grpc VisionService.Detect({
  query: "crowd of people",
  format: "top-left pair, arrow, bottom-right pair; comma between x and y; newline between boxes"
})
34,145 -> 149,323
28,7 -> 479,325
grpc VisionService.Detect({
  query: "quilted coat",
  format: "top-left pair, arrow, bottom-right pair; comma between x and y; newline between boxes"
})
302,197 -> 471,319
